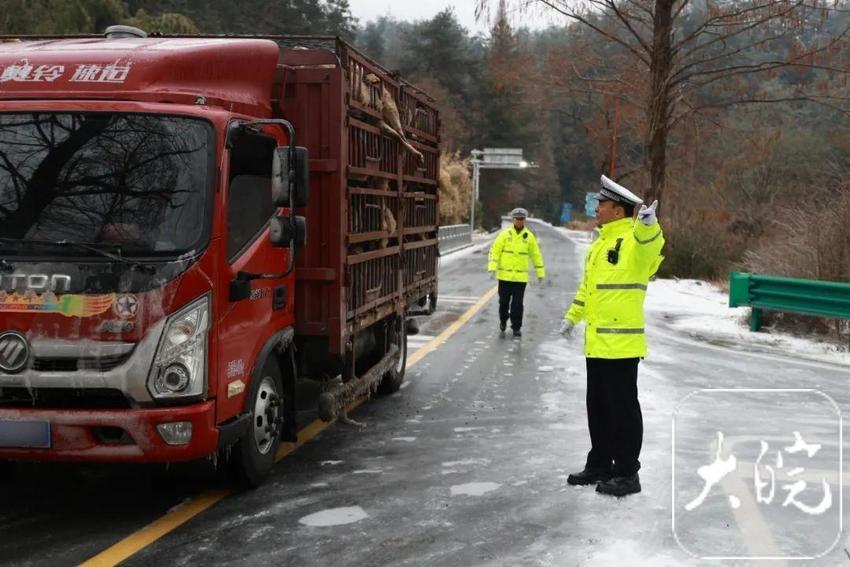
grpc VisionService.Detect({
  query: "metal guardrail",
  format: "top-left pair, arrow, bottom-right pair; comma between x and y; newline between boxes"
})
438,224 -> 473,255
729,272 -> 850,332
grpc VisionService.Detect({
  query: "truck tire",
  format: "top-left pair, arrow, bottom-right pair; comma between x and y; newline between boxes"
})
231,359 -> 284,488
378,315 -> 407,394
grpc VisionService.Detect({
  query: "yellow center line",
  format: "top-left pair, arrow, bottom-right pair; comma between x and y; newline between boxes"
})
407,286 -> 497,368
80,490 -> 229,567
79,285 -> 498,567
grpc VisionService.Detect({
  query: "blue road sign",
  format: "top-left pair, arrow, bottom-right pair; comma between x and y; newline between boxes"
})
585,192 -> 598,217
560,203 -> 573,224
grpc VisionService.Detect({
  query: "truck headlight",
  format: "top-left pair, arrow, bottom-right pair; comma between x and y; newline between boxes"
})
147,295 -> 210,400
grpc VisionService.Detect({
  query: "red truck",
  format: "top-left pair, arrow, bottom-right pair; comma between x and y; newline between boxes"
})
0,29 -> 439,486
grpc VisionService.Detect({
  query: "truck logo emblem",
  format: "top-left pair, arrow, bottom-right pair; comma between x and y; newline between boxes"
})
0,273 -> 72,293
114,294 -> 139,318
0,332 -> 30,374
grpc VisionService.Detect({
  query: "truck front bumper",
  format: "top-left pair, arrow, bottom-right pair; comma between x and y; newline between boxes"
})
0,402 -> 219,462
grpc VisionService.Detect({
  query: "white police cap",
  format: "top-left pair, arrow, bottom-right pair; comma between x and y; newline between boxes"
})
510,207 -> 528,218
597,175 -> 644,206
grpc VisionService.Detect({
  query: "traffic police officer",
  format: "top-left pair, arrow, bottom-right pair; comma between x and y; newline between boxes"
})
488,208 -> 546,338
560,175 -> 664,497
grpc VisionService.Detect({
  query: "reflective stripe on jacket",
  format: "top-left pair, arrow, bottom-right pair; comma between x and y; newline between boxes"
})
487,226 -> 546,283
565,217 -> 665,359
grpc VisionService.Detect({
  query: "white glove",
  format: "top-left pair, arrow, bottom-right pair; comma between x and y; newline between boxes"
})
489,271 -> 496,280
559,319 -> 575,338
638,200 -> 658,226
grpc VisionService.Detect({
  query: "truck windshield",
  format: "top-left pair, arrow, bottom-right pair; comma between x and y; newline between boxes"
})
0,113 -> 214,258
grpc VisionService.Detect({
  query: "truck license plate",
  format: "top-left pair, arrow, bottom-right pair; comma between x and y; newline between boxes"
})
0,420 -> 51,448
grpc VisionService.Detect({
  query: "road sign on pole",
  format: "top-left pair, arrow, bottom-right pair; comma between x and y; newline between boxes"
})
481,148 -> 526,168
469,148 -> 536,230
473,148 -> 534,170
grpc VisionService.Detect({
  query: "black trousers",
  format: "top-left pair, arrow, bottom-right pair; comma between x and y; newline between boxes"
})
498,280 -> 527,331
585,357 -> 643,476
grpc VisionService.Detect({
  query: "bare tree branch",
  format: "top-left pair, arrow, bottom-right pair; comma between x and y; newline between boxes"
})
674,0 -> 805,54
684,57 -> 850,91
522,0 -> 653,65
670,95 -> 850,129
673,0 -> 808,63
622,0 -> 655,20
603,0 -> 654,53
671,31 -> 789,84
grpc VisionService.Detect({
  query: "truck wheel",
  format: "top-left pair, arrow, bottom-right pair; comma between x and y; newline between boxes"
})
231,360 -> 284,488
378,316 -> 407,394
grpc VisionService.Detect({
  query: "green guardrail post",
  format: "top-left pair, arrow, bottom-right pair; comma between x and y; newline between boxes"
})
729,270 -> 850,343
750,308 -> 763,332
728,272 -> 751,308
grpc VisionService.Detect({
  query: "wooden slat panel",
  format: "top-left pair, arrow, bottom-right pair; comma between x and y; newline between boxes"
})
347,245 -> 400,265
349,186 -> 397,198
404,238 -> 438,250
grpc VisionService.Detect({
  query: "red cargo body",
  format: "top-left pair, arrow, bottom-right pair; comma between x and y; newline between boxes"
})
278,40 -> 440,377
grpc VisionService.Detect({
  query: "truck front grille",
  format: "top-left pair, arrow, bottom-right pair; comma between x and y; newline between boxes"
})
31,352 -> 132,373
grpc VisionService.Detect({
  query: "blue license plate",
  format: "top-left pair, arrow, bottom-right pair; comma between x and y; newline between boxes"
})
0,420 -> 51,448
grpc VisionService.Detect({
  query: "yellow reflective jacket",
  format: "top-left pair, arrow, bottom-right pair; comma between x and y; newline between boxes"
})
488,226 -> 546,283
565,217 -> 665,359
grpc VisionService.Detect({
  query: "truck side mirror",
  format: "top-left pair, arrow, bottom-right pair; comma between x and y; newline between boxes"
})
271,147 -> 310,208
270,215 -> 307,248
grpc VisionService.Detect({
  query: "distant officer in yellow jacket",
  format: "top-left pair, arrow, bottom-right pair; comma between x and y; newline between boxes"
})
561,175 -> 664,497
488,208 -> 546,338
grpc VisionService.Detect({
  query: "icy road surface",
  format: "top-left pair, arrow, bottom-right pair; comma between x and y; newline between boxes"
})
1,221 -> 848,567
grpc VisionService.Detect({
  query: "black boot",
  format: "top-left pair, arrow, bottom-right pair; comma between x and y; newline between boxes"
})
512,329 -> 522,338
567,466 -> 611,486
499,322 -> 507,334
596,473 -> 641,496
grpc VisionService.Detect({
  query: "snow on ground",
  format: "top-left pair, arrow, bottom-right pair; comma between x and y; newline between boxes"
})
645,278 -> 849,367
439,230 -> 497,266
441,459 -> 491,468
552,224 -> 850,368
576,539 -> 691,567
449,482 -> 502,497
298,506 -> 369,527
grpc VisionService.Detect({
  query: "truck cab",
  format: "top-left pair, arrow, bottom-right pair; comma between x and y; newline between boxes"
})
0,33 -> 309,485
